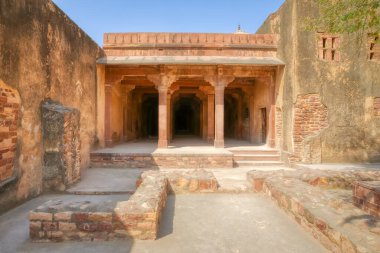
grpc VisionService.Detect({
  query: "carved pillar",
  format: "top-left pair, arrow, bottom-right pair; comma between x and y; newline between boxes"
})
167,93 -> 172,143
207,94 -> 215,143
268,75 -> 276,148
249,94 -> 255,143
104,84 -> 112,147
202,98 -> 208,140
148,74 -> 178,148
214,85 -> 225,148
122,85 -> 135,142
205,73 -> 234,148
158,86 -> 168,148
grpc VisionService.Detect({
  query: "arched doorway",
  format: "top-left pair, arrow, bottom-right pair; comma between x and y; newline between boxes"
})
141,95 -> 158,138
224,94 -> 239,138
173,96 -> 201,137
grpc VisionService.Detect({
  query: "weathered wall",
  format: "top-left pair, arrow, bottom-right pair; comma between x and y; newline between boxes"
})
257,0 -> 380,163
0,0 -> 103,212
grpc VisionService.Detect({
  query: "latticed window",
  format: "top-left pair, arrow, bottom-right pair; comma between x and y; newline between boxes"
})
368,34 -> 379,61
318,33 -> 340,61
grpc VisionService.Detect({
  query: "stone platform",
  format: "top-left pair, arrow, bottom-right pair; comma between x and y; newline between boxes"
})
90,139 -> 281,169
248,169 -> 380,253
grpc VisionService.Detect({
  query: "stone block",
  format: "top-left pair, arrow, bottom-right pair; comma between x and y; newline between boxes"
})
29,212 -> 53,221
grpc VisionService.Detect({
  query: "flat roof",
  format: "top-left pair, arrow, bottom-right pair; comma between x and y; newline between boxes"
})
97,56 -> 284,66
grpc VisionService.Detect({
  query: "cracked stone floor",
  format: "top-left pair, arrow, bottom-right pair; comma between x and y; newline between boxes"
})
0,193 -> 328,253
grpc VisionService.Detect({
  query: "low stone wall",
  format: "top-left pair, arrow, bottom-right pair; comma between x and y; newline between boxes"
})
141,169 -> 218,194
114,171 -> 168,240
353,181 -> 380,218
90,153 -> 233,169
248,170 -> 380,253
90,153 -> 155,168
30,171 -> 168,242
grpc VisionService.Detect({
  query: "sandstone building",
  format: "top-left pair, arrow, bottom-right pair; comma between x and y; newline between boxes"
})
0,0 -> 379,213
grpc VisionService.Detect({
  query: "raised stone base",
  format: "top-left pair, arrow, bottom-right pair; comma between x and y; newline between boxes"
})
29,169 -> 220,242
90,153 -> 233,169
248,170 -> 380,253
30,171 -> 168,242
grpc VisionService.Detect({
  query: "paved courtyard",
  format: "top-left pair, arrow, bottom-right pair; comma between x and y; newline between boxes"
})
0,193 -> 327,253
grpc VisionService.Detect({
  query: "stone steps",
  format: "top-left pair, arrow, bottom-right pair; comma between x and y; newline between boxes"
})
234,161 -> 284,167
233,154 -> 281,161
230,148 -> 283,167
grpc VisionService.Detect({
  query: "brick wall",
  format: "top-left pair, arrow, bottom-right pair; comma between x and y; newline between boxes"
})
275,107 -> 282,149
292,94 -> 328,163
374,97 -> 380,117
0,80 -> 20,183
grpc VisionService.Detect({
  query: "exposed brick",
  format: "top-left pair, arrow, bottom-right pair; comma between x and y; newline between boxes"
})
291,94 -> 328,163
29,212 -> 53,221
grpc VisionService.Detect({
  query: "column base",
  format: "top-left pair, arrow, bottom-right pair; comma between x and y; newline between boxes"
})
158,139 -> 168,148
207,137 -> 214,144
214,139 -> 224,148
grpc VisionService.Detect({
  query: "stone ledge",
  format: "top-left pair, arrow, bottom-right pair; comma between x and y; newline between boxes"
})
90,153 -> 233,169
249,171 -> 380,253
160,169 -> 218,194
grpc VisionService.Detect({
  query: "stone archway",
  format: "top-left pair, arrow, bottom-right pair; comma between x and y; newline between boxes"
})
141,95 -> 158,139
173,96 -> 201,137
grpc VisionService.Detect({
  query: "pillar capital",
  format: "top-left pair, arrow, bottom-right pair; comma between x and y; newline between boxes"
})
204,75 -> 235,88
147,74 -> 179,90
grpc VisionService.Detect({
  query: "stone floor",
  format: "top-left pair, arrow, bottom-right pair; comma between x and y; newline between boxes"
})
0,193 -> 327,253
295,163 -> 380,171
92,138 -> 270,154
69,166 -> 293,194
67,168 -> 147,194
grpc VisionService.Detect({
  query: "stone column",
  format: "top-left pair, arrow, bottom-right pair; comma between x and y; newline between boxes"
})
148,74 -> 178,149
167,93 -> 172,143
104,84 -> 112,147
202,98 -> 208,140
122,85 -> 135,142
214,85 -> 225,148
268,76 -> 276,148
207,94 -> 215,143
158,86 -> 168,148
249,94 -> 256,143
205,74 -> 234,148
235,94 -> 243,139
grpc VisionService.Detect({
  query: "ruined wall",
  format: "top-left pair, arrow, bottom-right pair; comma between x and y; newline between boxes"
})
0,0 -> 103,212
257,0 -> 380,163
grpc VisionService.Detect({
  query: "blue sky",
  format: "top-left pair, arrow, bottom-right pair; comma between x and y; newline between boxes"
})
52,0 -> 285,45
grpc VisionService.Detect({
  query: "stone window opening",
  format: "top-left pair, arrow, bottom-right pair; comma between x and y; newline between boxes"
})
318,33 -> 340,61
368,34 -> 379,61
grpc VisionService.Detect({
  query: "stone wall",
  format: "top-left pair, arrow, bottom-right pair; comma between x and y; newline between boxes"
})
0,0 -> 103,213
41,100 -> 81,191
257,0 -> 380,163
